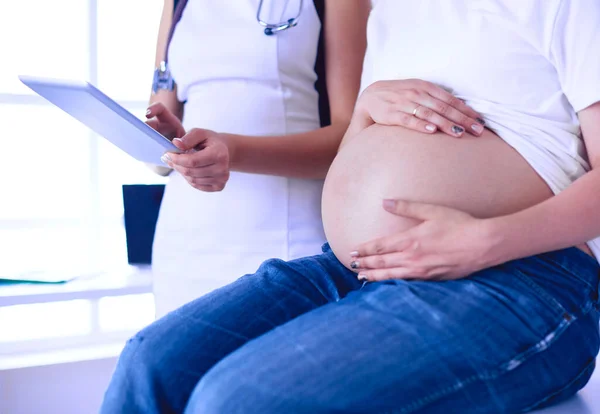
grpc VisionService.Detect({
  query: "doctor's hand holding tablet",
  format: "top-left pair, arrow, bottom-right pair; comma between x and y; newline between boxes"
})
146,102 -> 235,192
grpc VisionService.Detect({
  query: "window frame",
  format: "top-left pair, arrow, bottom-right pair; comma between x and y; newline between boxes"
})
0,0 -> 163,357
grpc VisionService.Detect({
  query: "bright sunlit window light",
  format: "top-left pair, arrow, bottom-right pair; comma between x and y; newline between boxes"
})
98,293 -> 155,332
0,300 -> 92,343
0,0 -> 164,274
0,0 -> 164,353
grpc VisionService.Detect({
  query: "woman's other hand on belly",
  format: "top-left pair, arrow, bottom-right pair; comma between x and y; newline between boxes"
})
342,79 -> 486,147
349,199 -> 497,282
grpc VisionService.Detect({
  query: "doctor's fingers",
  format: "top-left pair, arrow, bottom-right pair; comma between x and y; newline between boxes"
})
190,176 -> 229,189
147,103 -> 184,132
174,128 -> 217,150
185,176 -> 228,192
171,162 -> 229,179
146,102 -> 174,121
145,118 -> 159,130
169,145 -> 229,168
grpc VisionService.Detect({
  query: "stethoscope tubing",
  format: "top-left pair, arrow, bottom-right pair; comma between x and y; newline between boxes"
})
256,0 -> 304,35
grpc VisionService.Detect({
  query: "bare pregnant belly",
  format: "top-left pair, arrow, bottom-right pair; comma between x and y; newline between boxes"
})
322,124 -> 557,269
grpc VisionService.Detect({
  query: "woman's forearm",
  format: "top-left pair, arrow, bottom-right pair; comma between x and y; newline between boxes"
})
149,0 -> 183,120
224,123 -> 348,179
485,168 -> 600,265
486,103 -> 600,265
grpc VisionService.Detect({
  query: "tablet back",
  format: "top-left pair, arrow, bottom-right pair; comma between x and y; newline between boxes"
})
19,76 -> 178,165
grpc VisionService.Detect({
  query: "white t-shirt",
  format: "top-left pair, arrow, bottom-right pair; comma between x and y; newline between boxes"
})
362,0 -> 600,260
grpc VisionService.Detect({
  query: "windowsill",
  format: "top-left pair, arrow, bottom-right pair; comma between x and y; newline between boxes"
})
0,342 -> 125,371
0,265 -> 153,370
0,265 -> 153,306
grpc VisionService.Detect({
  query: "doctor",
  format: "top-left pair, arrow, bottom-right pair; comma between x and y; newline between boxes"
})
146,0 -> 369,316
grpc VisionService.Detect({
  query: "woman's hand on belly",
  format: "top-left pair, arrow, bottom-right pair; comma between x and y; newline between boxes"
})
348,199 -> 496,282
342,79 -> 486,147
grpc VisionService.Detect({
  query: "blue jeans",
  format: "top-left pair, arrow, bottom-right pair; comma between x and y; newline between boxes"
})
101,245 -> 600,413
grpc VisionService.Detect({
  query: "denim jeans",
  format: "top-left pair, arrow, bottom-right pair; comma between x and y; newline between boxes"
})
101,244 -> 600,413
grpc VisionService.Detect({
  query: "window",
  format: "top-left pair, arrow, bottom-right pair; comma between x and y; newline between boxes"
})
0,0 -> 165,356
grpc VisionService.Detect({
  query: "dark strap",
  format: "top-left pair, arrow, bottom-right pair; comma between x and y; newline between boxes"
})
164,0 -> 189,63
313,0 -> 330,127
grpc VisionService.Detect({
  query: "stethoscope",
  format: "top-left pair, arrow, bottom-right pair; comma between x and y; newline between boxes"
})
154,0 -> 304,92
257,0 -> 304,36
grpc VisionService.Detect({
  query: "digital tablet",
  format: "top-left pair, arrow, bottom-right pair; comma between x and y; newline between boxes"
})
19,76 -> 179,165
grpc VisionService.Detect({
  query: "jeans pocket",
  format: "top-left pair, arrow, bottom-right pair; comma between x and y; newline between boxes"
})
462,266 -> 574,375
485,269 -> 575,368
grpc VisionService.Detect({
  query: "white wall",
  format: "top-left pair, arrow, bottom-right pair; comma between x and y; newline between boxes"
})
0,357 -> 117,414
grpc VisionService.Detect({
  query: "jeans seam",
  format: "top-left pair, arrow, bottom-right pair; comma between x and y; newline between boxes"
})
512,269 -> 568,315
541,255 -> 597,293
514,266 -> 596,317
117,335 -> 149,412
384,306 -> 579,414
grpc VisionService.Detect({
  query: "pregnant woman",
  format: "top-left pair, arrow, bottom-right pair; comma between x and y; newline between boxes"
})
103,0 -> 600,413
147,0 -> 370,317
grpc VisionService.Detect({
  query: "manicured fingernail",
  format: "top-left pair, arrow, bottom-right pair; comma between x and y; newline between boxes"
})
173,138 -> 183,144
383,199 -> 396,209
146,109 -> 151,116
451,125 -> 464,135
425,124 -> 436,132
350,261 -> 360,269
358,273 -> 368,281
160,154 -> 171,164
476,117 -> 486,125
472,124 -> 484,133
350,251 -> 359,257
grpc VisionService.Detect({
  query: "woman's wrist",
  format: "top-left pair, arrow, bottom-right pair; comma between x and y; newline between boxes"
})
478,216 -> 515,268
218,132 -> 240,169
341,107 -> 372,147
351,103 -> 372,132
347,117 -> 370,137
